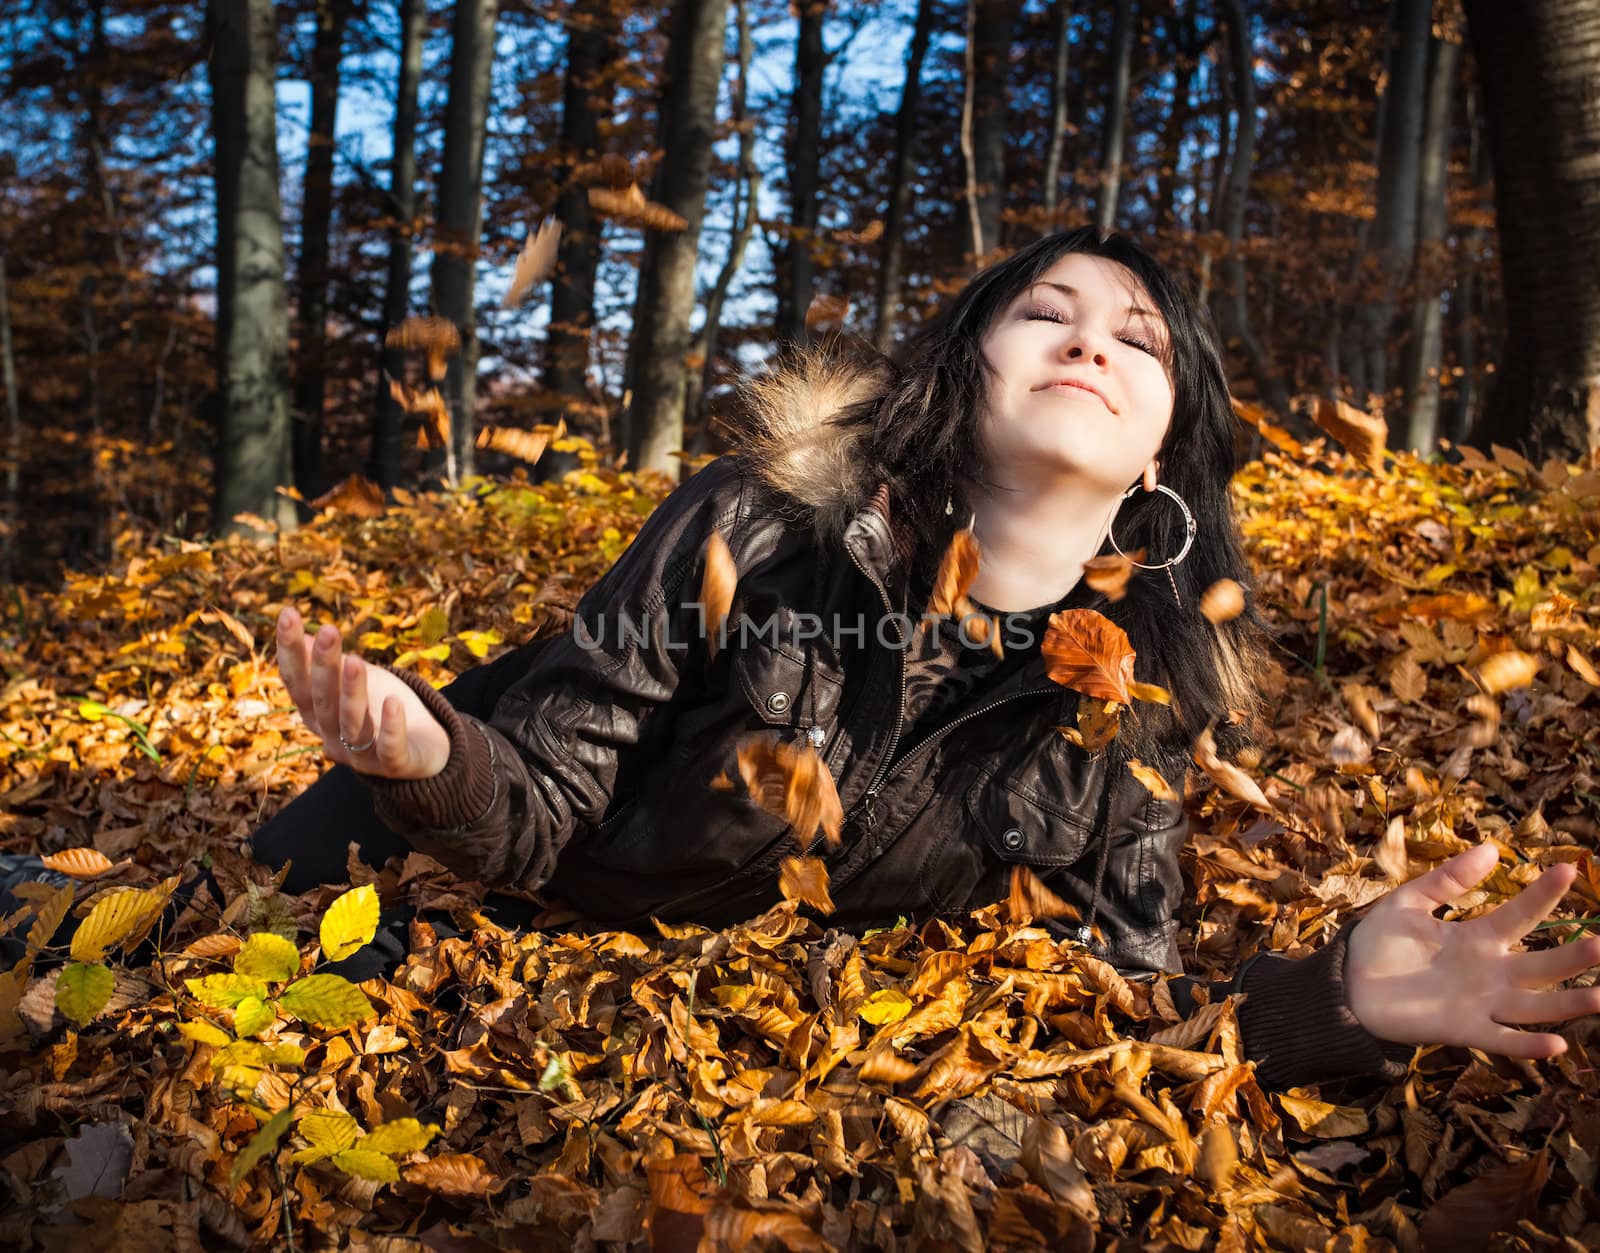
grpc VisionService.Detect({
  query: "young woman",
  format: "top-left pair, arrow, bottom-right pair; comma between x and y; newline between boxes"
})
257,227 -> 1600,1092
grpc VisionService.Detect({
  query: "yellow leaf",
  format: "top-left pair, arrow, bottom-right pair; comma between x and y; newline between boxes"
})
177,1020 -> 232,1048
859,989 -> 913,1026
70,887 -> 169,963
363,1118 -> 442,1157
54,962 -> 115,1025
1478,650 -> 1540,695
455,629 -> 503,659
279,973 -> 375,1030
319,884 -> 380,961
234,932 -> 301,982
416,606 -> 450,645
1277,1094 -> 1370,1137
292,1111 -> 361,1163
333,1148 -> 400,1182
262,1043 -> 306,1068
1128,759 -> 1178,802
1127,681 -> 1170,705
186,973 -> 270,1009
78,700 -> 110,722
231,1108 -> 293,1188
233,996 -> 276,1037
38,848 -> 115,878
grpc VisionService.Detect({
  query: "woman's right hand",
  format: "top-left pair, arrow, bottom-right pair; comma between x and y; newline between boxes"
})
275,606 -> 452,780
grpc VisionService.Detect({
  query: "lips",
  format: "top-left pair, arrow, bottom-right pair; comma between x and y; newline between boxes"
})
1040,379 -> 1113,411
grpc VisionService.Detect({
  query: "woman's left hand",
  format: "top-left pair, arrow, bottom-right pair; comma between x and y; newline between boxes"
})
1345,842 -> 1600,1059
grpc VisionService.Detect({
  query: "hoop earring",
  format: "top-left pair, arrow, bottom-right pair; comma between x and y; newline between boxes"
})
1106,483 -> 1197,607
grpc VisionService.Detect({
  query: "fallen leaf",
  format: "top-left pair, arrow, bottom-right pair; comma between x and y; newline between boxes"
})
501,218 -> 562,308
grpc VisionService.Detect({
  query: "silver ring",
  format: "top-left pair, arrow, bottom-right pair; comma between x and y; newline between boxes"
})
338,729 -> 377,754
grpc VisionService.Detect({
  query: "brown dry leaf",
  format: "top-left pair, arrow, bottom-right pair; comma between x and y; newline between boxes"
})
1192,720 -> 1274,812
1418,1149 -> 1550,1250
1232,395 -> 1301,453
926,528 -> 981,619
778,856 -> 835,915
1375,815 -> 1411,884
1127,680 -> 1170,705
803,293 -> 850,336
1328,724 -> 1371,768
1388,653 -> 1428,702
403,1152 -> 506,1196
1277,1095 -> 1369,1138
310,474 -> 386,520
1127,759 -> 1178,802
1041,609 -> 1137,704
501,218 -> 561,308
588,183 -> 688,232
1460,692 -> 1500,748
1083,552 -> 1137,601
698,531 -> 736,659
702,1205 -> 828,1252
1200,578 -> 1245,623
476,424 -> 551,466
1341,681 -> 1380,742
1007,866 -> 1082,924
1058,695 -> 1122,754
388,378 -> 450,450
385,315 -> 460,380
1477,649 -> 1540,694
1567,644 -> 1600,686
39,848 -> 116,879
735,738 -> 844,849
1308,395 -> 1388,473
835,219 -> 883,245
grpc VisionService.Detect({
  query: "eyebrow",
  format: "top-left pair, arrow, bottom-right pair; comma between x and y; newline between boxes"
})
1030,281 -> 1160,322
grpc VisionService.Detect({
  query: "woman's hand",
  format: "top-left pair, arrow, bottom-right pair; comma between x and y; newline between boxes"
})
1345,842 -> 1600,1059
275,606 -> 451,780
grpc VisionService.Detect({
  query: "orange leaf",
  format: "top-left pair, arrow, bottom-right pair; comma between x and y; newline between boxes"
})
1192,720 -> 1274,812
39,848 -> 116,879
310,474 -> 386,520
1477,649 -> 1539,695
501,218 -> 562,308
779,856 -> 835,914
804,293 -> 850,336
403,1152 -> 506,1196
588,184 -> 688,232
385,316 -> 460,381
1199,578 -> 1244,623
1127,759 -> 1178,802
699,531 -> 736,659
476,423 -> 551,466
1007,866 -> 1082,925
1308,395 -> 1388,473
926,528 -> 981,619
735,738 -> 844,849
1041,609 -> 1137,704
1083,552 -> 1138,601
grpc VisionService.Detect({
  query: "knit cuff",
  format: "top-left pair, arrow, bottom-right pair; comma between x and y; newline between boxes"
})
357,665 -> 498,832
1235,918 -> 1413,1091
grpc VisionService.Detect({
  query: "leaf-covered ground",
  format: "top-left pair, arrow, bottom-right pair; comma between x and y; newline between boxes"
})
1,440 -> 1598,1251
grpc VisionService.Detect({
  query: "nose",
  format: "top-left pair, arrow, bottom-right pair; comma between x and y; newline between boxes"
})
1063,342 -> 1108,367
1058,323 -> 1109,367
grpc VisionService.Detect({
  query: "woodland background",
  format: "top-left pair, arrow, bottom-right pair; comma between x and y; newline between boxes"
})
1,0 -> 1597,586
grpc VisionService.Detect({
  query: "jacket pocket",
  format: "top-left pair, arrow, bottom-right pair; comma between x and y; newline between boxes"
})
731,623 -> 845,731
961,763 -> 1097,869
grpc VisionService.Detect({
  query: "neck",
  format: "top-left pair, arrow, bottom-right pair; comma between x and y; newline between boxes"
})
965,471 -> 1123,613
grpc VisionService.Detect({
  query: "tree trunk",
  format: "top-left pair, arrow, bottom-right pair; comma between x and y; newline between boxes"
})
687,0 -> 758,447
292,0 -> 352,501
1401,30 -> 1461,454
207,0 -> 296,534
778,0 -> 826,346
0,254 -> 18,588
1212,0 -> 1291,419
1154,2 -> 1198,232
432,0 -> 500,485
622,0 -> 731,478
372,0 -> 427,493
1448,81 -> 1490,447
1096,0 -> 1135,234
540,0 -> 617,482
1355,0 -> 1429,410
872,0 -> 934,351
1462,0 -> 1600,460
1042,1 -> 1072,228
964,0 -> 1019,259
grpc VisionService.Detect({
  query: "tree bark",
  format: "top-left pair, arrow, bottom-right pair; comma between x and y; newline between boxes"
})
872,0 -> 935,351
1154,2 -> 1200,232
1096,0 -> 1135,235
372,0 -> 427,493
540,0 -> 617,483
778,0 -> 827,345
1462,0 -> 1600,460
1212,0 -> 1290,419
0,253 -> 18,588
207,0 -> 296,534
293,0 -> 352,500
1042,1 -> 1072,229
1401,30 -> 1461,454
622,0 -> 731,478
963,0 -> 1019,259
432,0 -> 501,484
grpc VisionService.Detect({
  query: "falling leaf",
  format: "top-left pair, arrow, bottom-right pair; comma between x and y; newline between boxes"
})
926,528 -> 981,619
38,848 -> 115,879
1059,695 -> 1122,754
836,219 -> 883,245
1200,579 -> 1245,623
588,183 -> 688,232
1308,395 -> 1388,473
1083,552 -> 1137,601
476,424 -> 552,466
1328,725 -> 1371,768
778,856 -> 835,914
385,316 -> 461,381
309,474 -> 386,519
1477,649 -> 1540,694
735,737 -> 844,849
699,531 -> 736,659
1128,681 -> 1170,705
501,218 -> 562,308
1232,396 -> 1301,453
1567,645 -> 1600,686
1127,759 -> 1178,802
1192,720 -> 1274,812
1042,610 -> 1138,704
1007,866 -> 1082,924
804,293 -> 850,337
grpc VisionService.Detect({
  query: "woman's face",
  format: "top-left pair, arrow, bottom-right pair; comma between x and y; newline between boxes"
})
976,251 -> 1175,495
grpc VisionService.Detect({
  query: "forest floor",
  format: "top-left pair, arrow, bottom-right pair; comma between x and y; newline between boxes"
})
0,440 -> 1597,1251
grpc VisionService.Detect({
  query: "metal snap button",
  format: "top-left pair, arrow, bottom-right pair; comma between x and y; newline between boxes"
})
766,691 -> 791,714
806,724 -> 825,747
1002,827 -> 1025,851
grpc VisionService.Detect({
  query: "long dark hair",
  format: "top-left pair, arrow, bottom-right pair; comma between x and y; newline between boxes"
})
839,226 -> 1274,768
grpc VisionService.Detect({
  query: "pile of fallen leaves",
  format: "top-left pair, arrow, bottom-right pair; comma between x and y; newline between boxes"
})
0,435 -> 1598,1251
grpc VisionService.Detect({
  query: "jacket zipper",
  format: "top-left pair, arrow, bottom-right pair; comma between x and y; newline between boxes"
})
838,540 -> 907,845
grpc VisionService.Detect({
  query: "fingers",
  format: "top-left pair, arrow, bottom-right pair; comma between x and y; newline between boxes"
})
1491,982 -> 1600,1026
276,607 -> 315,720
340,655 -> 375,750
1477,861 -> 1580,946
1475,1022 -> 1569,1060
1510,935 -> 1600,987
1396,842 -> 1500,914
375,695 -> 410,775
309,623 -> 345,745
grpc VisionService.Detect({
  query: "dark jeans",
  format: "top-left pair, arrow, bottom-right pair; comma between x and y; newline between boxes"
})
249,637 -> 551,979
